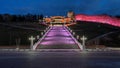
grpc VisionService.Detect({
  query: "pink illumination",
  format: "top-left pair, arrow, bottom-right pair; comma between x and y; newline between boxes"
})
40,26 -> 76,45
36,26 -> 80,49
75,14 -> 120,27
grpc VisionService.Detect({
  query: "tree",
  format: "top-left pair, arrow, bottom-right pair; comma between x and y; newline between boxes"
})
2,14 -> 12,22
0,14 -> 3,22
39,14 -> 43,20
11,15 -> 17,22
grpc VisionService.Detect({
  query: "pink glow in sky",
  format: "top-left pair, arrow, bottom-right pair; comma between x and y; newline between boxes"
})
75,14 -> 120,27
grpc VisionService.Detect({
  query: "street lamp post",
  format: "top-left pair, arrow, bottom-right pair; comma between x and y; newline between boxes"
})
76,35 -> 79,40
50,22 -> 53,26
73,32 -> 75,36
16,38 -> 21,50
29,36 -> 35,50
70,30 -> 72,33
36,35 -> 40,40
81,35 -> 87,51
41,32 -> 44,36
44,30 -> 46,33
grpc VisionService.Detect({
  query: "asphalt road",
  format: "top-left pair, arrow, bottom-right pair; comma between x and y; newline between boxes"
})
0,51 -> 120,68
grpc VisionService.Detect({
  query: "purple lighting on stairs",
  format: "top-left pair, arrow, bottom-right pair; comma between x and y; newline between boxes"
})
36,26 -> 80,49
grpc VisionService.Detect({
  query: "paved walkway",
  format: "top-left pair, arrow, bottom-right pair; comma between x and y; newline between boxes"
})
37,26 -> 79,49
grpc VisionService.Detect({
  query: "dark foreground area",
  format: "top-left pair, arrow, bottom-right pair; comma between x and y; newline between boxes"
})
0,50 -> 120,68
69,21 -> 120,47
0,22 -> 47,46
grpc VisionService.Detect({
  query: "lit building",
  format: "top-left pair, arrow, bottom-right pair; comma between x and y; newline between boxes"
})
67,11 -> 75,18
43,12 -> 75,26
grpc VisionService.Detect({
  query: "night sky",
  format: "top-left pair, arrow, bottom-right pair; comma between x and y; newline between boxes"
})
0,0 -> 120,16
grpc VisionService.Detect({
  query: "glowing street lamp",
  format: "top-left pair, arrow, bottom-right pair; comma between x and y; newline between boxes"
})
76,35 -> 79,40
16,38 -> 21,50
36,35 -> 40,40
44,30 -> 46,33
50,22 -> 53,26
70,30 -> 72,33
29,36 -> 35,50
41,32 -> 44,36
73,32 -> 75,35
81,35 -> 87,50
46,27 -> 48,31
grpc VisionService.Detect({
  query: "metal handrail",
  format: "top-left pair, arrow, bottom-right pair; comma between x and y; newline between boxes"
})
64,26 -> 83,50
32,26 -> 52,50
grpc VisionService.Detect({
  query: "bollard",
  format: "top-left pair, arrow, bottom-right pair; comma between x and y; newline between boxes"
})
41,32 -> 43,36
44,30 -> 46,33
76,35 -> 79,40
37,35 -> 40,39
70,30 -> 72,33
73,32 -> 75,35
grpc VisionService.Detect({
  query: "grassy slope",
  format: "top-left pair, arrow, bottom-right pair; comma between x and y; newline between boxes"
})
69,21 -> 120,47
0,22 -> 48,47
